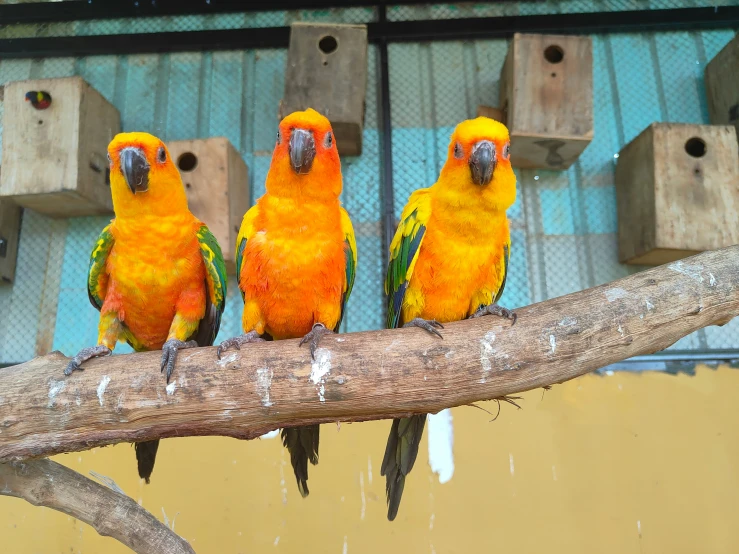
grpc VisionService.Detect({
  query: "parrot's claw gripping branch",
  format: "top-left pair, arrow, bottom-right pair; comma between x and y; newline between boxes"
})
63,345 -> 112,376
402,317 -> 445,339
470,303 -> 517,325
299,322 -> 335,360
0,247 -> 738,463
216,330 -> 266,359
161,339 -> 198,384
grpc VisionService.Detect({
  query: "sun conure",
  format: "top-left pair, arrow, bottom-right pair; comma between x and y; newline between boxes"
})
218,108 -> 357,498
64,131 -> 227,483
381,116 -> 517,520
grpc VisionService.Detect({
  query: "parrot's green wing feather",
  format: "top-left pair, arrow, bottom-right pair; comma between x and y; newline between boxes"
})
384,190 -> 431,329
235,205 -> 260,302
494,241 -> 511,303
87,223 -> 115,312
194,224 -> 227,347
335,207 -> 358,332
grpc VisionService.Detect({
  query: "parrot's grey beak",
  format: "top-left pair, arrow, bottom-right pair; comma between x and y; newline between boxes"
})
469,140 -> 496,186
289,128 -> 316,175
119,147 -> 150,194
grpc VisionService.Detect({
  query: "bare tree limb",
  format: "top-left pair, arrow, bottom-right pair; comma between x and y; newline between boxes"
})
0,246 -> 737,462
0,458 -> 195,554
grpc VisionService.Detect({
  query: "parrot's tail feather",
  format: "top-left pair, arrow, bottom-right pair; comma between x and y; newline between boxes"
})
380,415 -> 426,521
135,439 -> 160,484
281,425 -> 320,498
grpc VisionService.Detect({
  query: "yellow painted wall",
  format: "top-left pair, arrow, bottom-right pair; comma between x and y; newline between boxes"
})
2,364 -> 738,553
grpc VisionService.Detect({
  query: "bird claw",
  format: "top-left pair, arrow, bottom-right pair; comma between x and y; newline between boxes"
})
63,345 -> 112,376
470,303 -> 517,325
160,339 -> 197,384
299,323 -> 334,361
402,317 -> 444,339
216,330 -> 265,359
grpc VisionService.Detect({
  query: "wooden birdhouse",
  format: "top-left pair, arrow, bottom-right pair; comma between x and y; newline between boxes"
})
615,123 -> 739,266
0,197 -> 22,283
0,76 -> 120,217
280,22 -> 368,156
499,33 -> 594,170
705,34 -> 739,138
166,137 -> 249,274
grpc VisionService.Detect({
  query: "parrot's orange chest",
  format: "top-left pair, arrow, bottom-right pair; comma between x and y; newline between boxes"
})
106,214 -> 206,350
406,205 -> 509,324
241,196 -> 346,339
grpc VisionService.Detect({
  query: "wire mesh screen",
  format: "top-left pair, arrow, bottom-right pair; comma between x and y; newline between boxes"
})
0,4 -> 737,365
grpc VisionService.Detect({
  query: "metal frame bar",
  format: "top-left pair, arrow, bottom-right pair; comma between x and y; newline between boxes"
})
0,0 -> 543,25
1,7 -> 736,58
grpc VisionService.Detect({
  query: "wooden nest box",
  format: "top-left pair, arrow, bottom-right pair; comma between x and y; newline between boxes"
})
166,138 -> 249,274
280,22 -> 368,157
705,34 -> 739,139
615,123 -> 739,265
499,33 -> 594,170
0,197 -> 22,283
0,76 -> 120,217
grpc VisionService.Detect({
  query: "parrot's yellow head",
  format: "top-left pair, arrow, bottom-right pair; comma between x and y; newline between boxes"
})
266,108 -> 343,200
438,116 -> 516,211
107,132 -> 189,218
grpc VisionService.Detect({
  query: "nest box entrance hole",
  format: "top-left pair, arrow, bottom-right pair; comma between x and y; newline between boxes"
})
318,35 -> 338,65
177,151 -> 198,189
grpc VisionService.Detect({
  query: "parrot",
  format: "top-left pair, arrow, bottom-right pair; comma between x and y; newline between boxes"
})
381,116 -> 517,520
25,90 -> 52,110
217,108 -> 357,498
63,131 -> 227,483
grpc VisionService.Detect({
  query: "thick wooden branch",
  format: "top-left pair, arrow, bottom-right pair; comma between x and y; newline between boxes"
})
0,458 -> 195,554
1,246 -> 737,462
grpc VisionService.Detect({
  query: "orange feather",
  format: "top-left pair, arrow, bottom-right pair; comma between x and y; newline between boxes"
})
238,109 -> 348,340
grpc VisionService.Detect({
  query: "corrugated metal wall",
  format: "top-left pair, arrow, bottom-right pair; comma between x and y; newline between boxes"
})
0,3 -> 736,365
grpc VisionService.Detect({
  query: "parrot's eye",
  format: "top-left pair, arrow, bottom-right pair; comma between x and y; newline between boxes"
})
324,132 -> 333,148
503,142 -> 511,160
276,129 -> 282,145
157,147 -> 166,163
453,142 -> 464,159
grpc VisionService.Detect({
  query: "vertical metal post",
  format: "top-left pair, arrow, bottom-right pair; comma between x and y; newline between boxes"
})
378,5 -> 395,266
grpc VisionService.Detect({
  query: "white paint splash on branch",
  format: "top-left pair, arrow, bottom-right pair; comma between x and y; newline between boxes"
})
428,409 -> 454,484
549,334 -> 556,354
96,376 -> 111,407
47,379 -> 66,408
479,331 -> 496,382
255,367 -> 274,407
310,348 -> 332,403
165,382 -> 176,396
668,261 -> 704,283
605,287 -> 628,302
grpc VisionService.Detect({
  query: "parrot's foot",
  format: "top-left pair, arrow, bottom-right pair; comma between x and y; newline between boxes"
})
216,330 -> 265,359
160,339 -> 197,384
64,345 -> 112,376
470,303 -> 517,325
402,317 -> 444,339
299,323 -> 334,361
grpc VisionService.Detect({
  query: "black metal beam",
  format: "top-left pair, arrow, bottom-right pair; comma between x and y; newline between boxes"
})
369,6 -> 739,42
0,7 -> 736,59
0,0 -> 539,25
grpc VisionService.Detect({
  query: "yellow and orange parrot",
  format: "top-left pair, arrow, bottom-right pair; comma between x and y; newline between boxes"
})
64,132 -> 227,483
381,117 -> 517,520
218,108 -> 356,498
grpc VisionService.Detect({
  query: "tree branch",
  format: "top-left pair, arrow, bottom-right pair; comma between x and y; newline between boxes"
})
0,246 -> 737,462
0,458 -> 195,554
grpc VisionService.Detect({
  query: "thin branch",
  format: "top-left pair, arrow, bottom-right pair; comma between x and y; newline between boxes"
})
0,458 -> 195,554
0,246 -> 737,462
